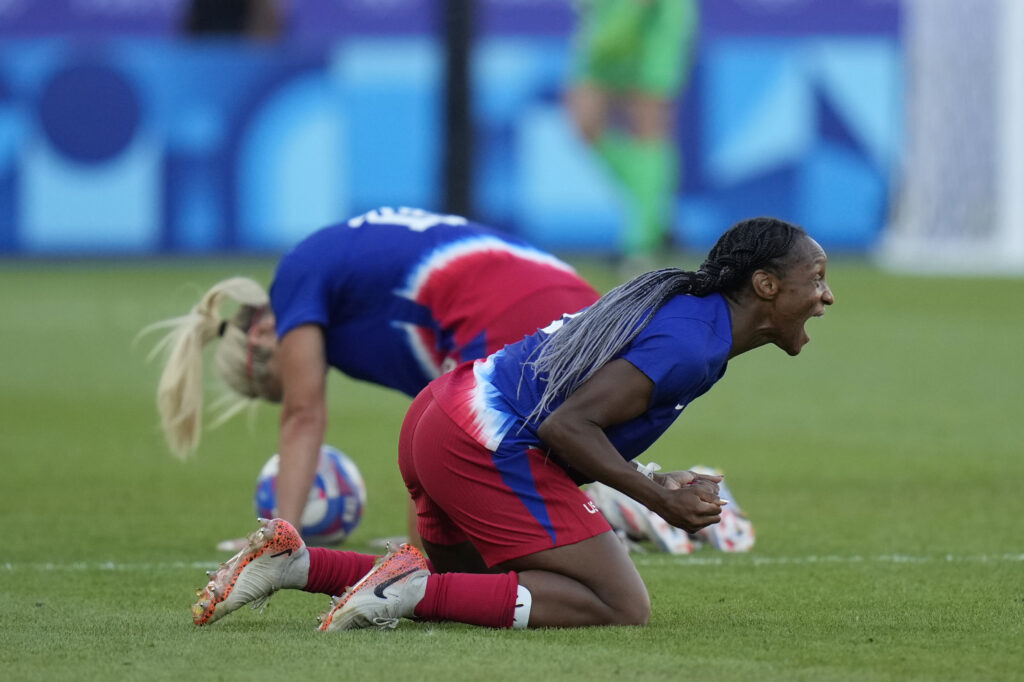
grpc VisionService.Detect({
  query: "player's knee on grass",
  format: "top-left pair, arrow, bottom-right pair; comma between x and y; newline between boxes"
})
603,579 -> 651,626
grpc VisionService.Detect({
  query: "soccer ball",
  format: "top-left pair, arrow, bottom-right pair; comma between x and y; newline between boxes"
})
254,445 -> 366,546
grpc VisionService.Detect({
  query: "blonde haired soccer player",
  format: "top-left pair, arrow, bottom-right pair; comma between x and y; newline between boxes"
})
147,207 -> 599,547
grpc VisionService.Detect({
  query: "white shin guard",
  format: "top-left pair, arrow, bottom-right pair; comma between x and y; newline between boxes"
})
512,584 -> 532,629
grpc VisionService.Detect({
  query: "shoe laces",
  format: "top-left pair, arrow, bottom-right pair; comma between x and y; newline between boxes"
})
250,594 -> 272,614
373,617 -> 400,630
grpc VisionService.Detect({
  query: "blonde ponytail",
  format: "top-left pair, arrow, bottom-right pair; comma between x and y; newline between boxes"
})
142,277 -> 270,459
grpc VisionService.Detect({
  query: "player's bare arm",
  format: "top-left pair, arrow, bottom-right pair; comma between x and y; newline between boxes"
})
276,324 -> 329,527
537,358 -> 722,533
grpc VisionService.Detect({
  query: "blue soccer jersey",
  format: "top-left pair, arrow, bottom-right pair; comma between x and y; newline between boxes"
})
269,207 -> 596,396
431,292 -> 733,474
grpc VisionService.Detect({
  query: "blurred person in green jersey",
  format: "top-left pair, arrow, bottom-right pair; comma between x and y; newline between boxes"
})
567,0 -> 700,270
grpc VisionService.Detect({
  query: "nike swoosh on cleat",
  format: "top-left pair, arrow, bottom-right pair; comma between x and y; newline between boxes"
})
270,549 -> 293,558
373,569 -> 419,599
674,404 -> 685,410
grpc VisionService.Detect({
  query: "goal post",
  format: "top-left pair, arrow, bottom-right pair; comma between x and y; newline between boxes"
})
880,0 -> 1024,274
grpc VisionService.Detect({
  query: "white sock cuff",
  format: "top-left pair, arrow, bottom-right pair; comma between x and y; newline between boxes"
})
512,584 -> 532,629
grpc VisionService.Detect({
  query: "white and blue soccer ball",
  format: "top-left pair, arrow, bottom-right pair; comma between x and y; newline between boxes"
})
254,445 -> 366,546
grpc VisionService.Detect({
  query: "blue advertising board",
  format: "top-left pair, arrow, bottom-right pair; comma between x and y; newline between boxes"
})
0,0 -> 902,255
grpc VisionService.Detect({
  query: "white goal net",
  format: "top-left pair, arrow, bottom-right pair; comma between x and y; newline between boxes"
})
880,0 -> 1024,274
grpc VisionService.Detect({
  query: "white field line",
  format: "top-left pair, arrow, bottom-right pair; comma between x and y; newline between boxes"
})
3,560 -> 222,573
4,553 -> 1024,573
632,553 -> 1024,567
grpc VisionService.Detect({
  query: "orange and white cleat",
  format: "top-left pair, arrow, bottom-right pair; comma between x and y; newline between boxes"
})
318,543 -> 429,631
192,518 -> 308,626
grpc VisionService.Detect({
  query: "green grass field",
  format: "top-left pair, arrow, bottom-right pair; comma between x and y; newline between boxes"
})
1,256 -> 1022,681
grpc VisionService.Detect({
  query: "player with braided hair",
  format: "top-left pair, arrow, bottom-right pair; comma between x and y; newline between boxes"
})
192,216 -> 834,631
525,216 -> 818,422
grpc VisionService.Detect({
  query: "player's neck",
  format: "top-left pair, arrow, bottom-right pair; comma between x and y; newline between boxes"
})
724,294 -> 775,358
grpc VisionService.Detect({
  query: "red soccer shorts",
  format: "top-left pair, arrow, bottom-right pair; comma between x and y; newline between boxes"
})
398,385 -> 611,567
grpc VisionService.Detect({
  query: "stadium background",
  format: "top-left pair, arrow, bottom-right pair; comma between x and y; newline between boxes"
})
0,0 -> 899,255
3,3 -> 1023,678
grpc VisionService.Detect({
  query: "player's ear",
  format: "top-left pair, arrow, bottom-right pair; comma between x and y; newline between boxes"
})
751,269 -> 779,300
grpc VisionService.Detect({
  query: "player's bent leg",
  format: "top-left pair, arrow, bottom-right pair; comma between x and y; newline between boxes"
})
302,547 -> 377,596
396,386 -> 645,629
192,518 -> 309,626
318,534 -> 647,630
421,538 -> 491,574
500,530 -> 650,627
320,541 -> 523,631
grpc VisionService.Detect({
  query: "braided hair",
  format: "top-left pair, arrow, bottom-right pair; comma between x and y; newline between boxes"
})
524,217 -> 806,423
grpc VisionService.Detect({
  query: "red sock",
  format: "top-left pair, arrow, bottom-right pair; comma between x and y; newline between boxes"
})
302,548 -> 377,596
413,571 -> 518,628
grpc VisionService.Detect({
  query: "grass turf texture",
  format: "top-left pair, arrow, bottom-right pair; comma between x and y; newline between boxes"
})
1,257 -> 1022,681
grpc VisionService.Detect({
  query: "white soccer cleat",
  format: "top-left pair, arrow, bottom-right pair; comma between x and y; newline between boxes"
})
697,505 -> 755,552
644,508 -> 696,555
318,543 -> 430,631
690,466 -> 756,552
192,518 -> 308,626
